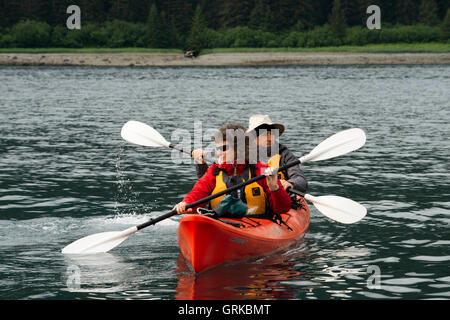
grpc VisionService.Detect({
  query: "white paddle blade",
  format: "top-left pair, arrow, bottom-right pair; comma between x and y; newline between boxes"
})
121,121 -> 171,148
300,128 -> 366,163
305,194 -> 367,224
61,227 -> 138,254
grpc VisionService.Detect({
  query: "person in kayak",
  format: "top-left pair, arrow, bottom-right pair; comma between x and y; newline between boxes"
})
173,123 -> 291,217
192,114 -> 308,193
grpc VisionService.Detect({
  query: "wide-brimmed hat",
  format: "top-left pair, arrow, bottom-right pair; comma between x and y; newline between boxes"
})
246,114 -> 285,136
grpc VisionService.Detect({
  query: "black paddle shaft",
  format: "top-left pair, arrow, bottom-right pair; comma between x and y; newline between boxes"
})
136,158 -> 302,231
168,144 -> 214,164
286,187 -> 305,197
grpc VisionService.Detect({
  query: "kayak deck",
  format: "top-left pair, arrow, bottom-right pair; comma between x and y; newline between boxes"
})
177,197 -> 310,273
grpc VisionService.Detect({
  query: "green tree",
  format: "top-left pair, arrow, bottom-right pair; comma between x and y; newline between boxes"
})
442,9 -> 450,41
128,0 -> 151,22
12,20 -> 52,47
374,0 -> 397,25
339,0 -> 367,27
158,10 -> 180,48
0,1 -> 5,28
418,0 -> 440,26
249,0 -> 275,32
249,0 -> 265,30
396,0 -> 418,25
273,0 -> 298,31
48,0 -> 74,26
110,0 -> 130,21
146,3 -> 162,47
167,17 -> 182,48
80,0 -> 106,24
187,4 -> 207,50
328,0 -> 347,39
293,0 -> 318,30
216,0 -> 253,29
167,0 -> 194,35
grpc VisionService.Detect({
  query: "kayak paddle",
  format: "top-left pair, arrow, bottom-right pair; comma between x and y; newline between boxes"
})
121,120 -> 215,163
61,127 -> 366,254
288,188 -> 366,224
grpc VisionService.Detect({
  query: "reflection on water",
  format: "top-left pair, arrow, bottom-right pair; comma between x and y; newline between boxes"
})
173,239 -> 377,300
174,240 -> 309,300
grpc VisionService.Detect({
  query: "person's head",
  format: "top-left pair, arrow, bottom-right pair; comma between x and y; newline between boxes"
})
213,123 -> 248,164
246,114 -> 285,148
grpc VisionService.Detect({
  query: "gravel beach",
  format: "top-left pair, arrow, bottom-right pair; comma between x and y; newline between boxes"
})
1,52 -> 449,66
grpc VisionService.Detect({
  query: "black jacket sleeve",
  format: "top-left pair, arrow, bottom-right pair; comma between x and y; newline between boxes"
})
280,144 -> 308,193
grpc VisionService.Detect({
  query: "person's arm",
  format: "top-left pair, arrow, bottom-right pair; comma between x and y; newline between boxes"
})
257,164 -> 292,214
281,146 -> 308,193
192,149 -> 209,178
177,164 -> 217,214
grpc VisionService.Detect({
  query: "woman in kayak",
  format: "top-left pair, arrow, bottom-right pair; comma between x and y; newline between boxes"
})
192,115 -> 308,193
173,123 -> 291,216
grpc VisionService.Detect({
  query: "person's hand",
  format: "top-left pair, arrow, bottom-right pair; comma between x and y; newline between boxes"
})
280,179 -> 293,191
264,167 -> 279,192
172,201 -> 192,214
191,149 -> 206,164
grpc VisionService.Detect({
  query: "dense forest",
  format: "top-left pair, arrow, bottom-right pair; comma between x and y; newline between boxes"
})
0,0 -> 449,49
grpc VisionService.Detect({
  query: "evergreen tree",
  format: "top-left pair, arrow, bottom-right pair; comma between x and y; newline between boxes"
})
435,0 -> 450,20
158,10 -> 180,48
216,0 -> 252,29
187,4 -> 207,50
315,0 -> 334,26
293,0 -> 319,30
128,0 -> 150,23
167,17 -> 181,48
339,0 -> 366,27
110,0 -> 130,21
0,1 -> 5,28
249,0 -> 275,32
273,0 -> 298,31
328,0 -> 347,38
442,9 -> 450,40
249,0 -> 265,30
80,0 -> 106,24
167,0 -> 194,35
418,0 -> 439,26
262,3 -> 276,32
29,0 -> 52,23
366,0 -> 396,25
146,3 -> 162,47
395,0 -> 418,25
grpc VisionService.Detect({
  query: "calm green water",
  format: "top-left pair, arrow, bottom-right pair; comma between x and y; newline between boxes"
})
0,65 -> 449,300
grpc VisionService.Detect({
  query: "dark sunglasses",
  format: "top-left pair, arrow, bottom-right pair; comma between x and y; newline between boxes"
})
255,124 -> 276,137
216,144 -> 230,152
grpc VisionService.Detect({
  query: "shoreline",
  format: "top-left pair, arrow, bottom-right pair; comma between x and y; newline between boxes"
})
1,52 -> 449,66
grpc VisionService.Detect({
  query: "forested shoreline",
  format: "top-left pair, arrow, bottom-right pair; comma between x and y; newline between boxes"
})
0,0 -> 449,50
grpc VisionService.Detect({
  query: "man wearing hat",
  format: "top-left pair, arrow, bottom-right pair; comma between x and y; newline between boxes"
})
192,114 -> 308,193
245,114 -> 308,193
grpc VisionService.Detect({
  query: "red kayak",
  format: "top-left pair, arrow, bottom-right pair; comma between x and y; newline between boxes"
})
177,197 -> 310,273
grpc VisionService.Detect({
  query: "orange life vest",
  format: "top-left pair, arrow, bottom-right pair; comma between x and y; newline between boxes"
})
210,165 -> 267,215
267,154 -> 286,180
